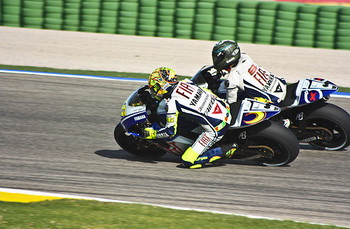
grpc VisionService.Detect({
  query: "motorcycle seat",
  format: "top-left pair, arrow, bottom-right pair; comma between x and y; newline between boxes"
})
229,100 -> 243,125
278,83 -> 298,107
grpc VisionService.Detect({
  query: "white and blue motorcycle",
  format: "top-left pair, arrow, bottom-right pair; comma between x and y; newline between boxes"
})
192,68 -> 350,151
114,86 -> 300,166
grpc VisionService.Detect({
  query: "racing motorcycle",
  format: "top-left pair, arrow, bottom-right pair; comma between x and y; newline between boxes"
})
114,86 -> 300,166
192,67 -> 350,151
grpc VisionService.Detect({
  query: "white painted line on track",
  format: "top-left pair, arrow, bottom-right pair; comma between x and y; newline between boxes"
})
0,187 -> 278,219
331,93 -> 350,98
1,187 -> 334,227
0,69 -> 147,82
1,69 -> 350,98
1,187 -> 338,227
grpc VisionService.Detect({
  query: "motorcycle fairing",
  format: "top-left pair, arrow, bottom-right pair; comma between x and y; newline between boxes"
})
230,98 -> 280,128
120,89 -> 148,132
120,109 -> 147,133
154,137 -> 193,156
119,91 -> 281,154
291,78 -> 338,107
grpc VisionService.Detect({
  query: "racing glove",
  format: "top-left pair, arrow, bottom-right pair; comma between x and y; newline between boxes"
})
143,127 -> 157,139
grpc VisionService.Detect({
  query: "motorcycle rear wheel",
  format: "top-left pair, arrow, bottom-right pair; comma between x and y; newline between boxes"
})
114,123 -> 167,159
306,103 -> 350,151
245,121 -> 300,166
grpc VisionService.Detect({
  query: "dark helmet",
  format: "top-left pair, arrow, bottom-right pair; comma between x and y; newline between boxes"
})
212,40 -> 241,71
148,67 -> 178,100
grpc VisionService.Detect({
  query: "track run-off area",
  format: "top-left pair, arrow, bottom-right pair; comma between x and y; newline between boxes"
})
0,71 -> 349,227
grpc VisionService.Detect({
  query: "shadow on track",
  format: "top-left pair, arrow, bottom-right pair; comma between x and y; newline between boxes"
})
95,149 -> 180,164
95,149 -> 265,167
299,143 -> 349,152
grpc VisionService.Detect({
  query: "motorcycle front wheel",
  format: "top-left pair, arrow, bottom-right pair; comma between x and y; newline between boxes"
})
114,123 -> 167,159
306,103 -> 350,151
244,121 -> 300,166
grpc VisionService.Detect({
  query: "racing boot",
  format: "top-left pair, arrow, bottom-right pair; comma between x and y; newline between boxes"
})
220,143 -> 237,158
181,147 -> 225,169
224,147 -> 237,159
182,145 -> 237,169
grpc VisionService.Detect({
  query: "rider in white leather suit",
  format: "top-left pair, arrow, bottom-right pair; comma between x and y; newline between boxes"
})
206,40 -> 287,105
143,67 -> 236,169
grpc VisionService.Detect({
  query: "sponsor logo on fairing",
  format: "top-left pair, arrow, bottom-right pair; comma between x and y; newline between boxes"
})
134,115 -> 146,121
243,112 -> 266,125
305,90 -> 320,102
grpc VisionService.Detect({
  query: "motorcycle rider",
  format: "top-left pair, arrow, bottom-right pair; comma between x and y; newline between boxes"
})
142,67 -> 236,169
201,40 -> 287,106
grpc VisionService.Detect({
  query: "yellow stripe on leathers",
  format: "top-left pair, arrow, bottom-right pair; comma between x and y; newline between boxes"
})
0,192 -> 62,203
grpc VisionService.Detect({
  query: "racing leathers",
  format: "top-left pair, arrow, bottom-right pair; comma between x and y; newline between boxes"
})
143,79 -> 234,169
208,53 -> 287,105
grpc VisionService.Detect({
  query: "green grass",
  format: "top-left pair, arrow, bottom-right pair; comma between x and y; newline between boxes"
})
0,64 -> 150,79
0,199 -> 346,229
1,64 -> 348,92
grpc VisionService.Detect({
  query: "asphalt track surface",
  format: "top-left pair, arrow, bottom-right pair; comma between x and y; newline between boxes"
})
1,72 -> 349,227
